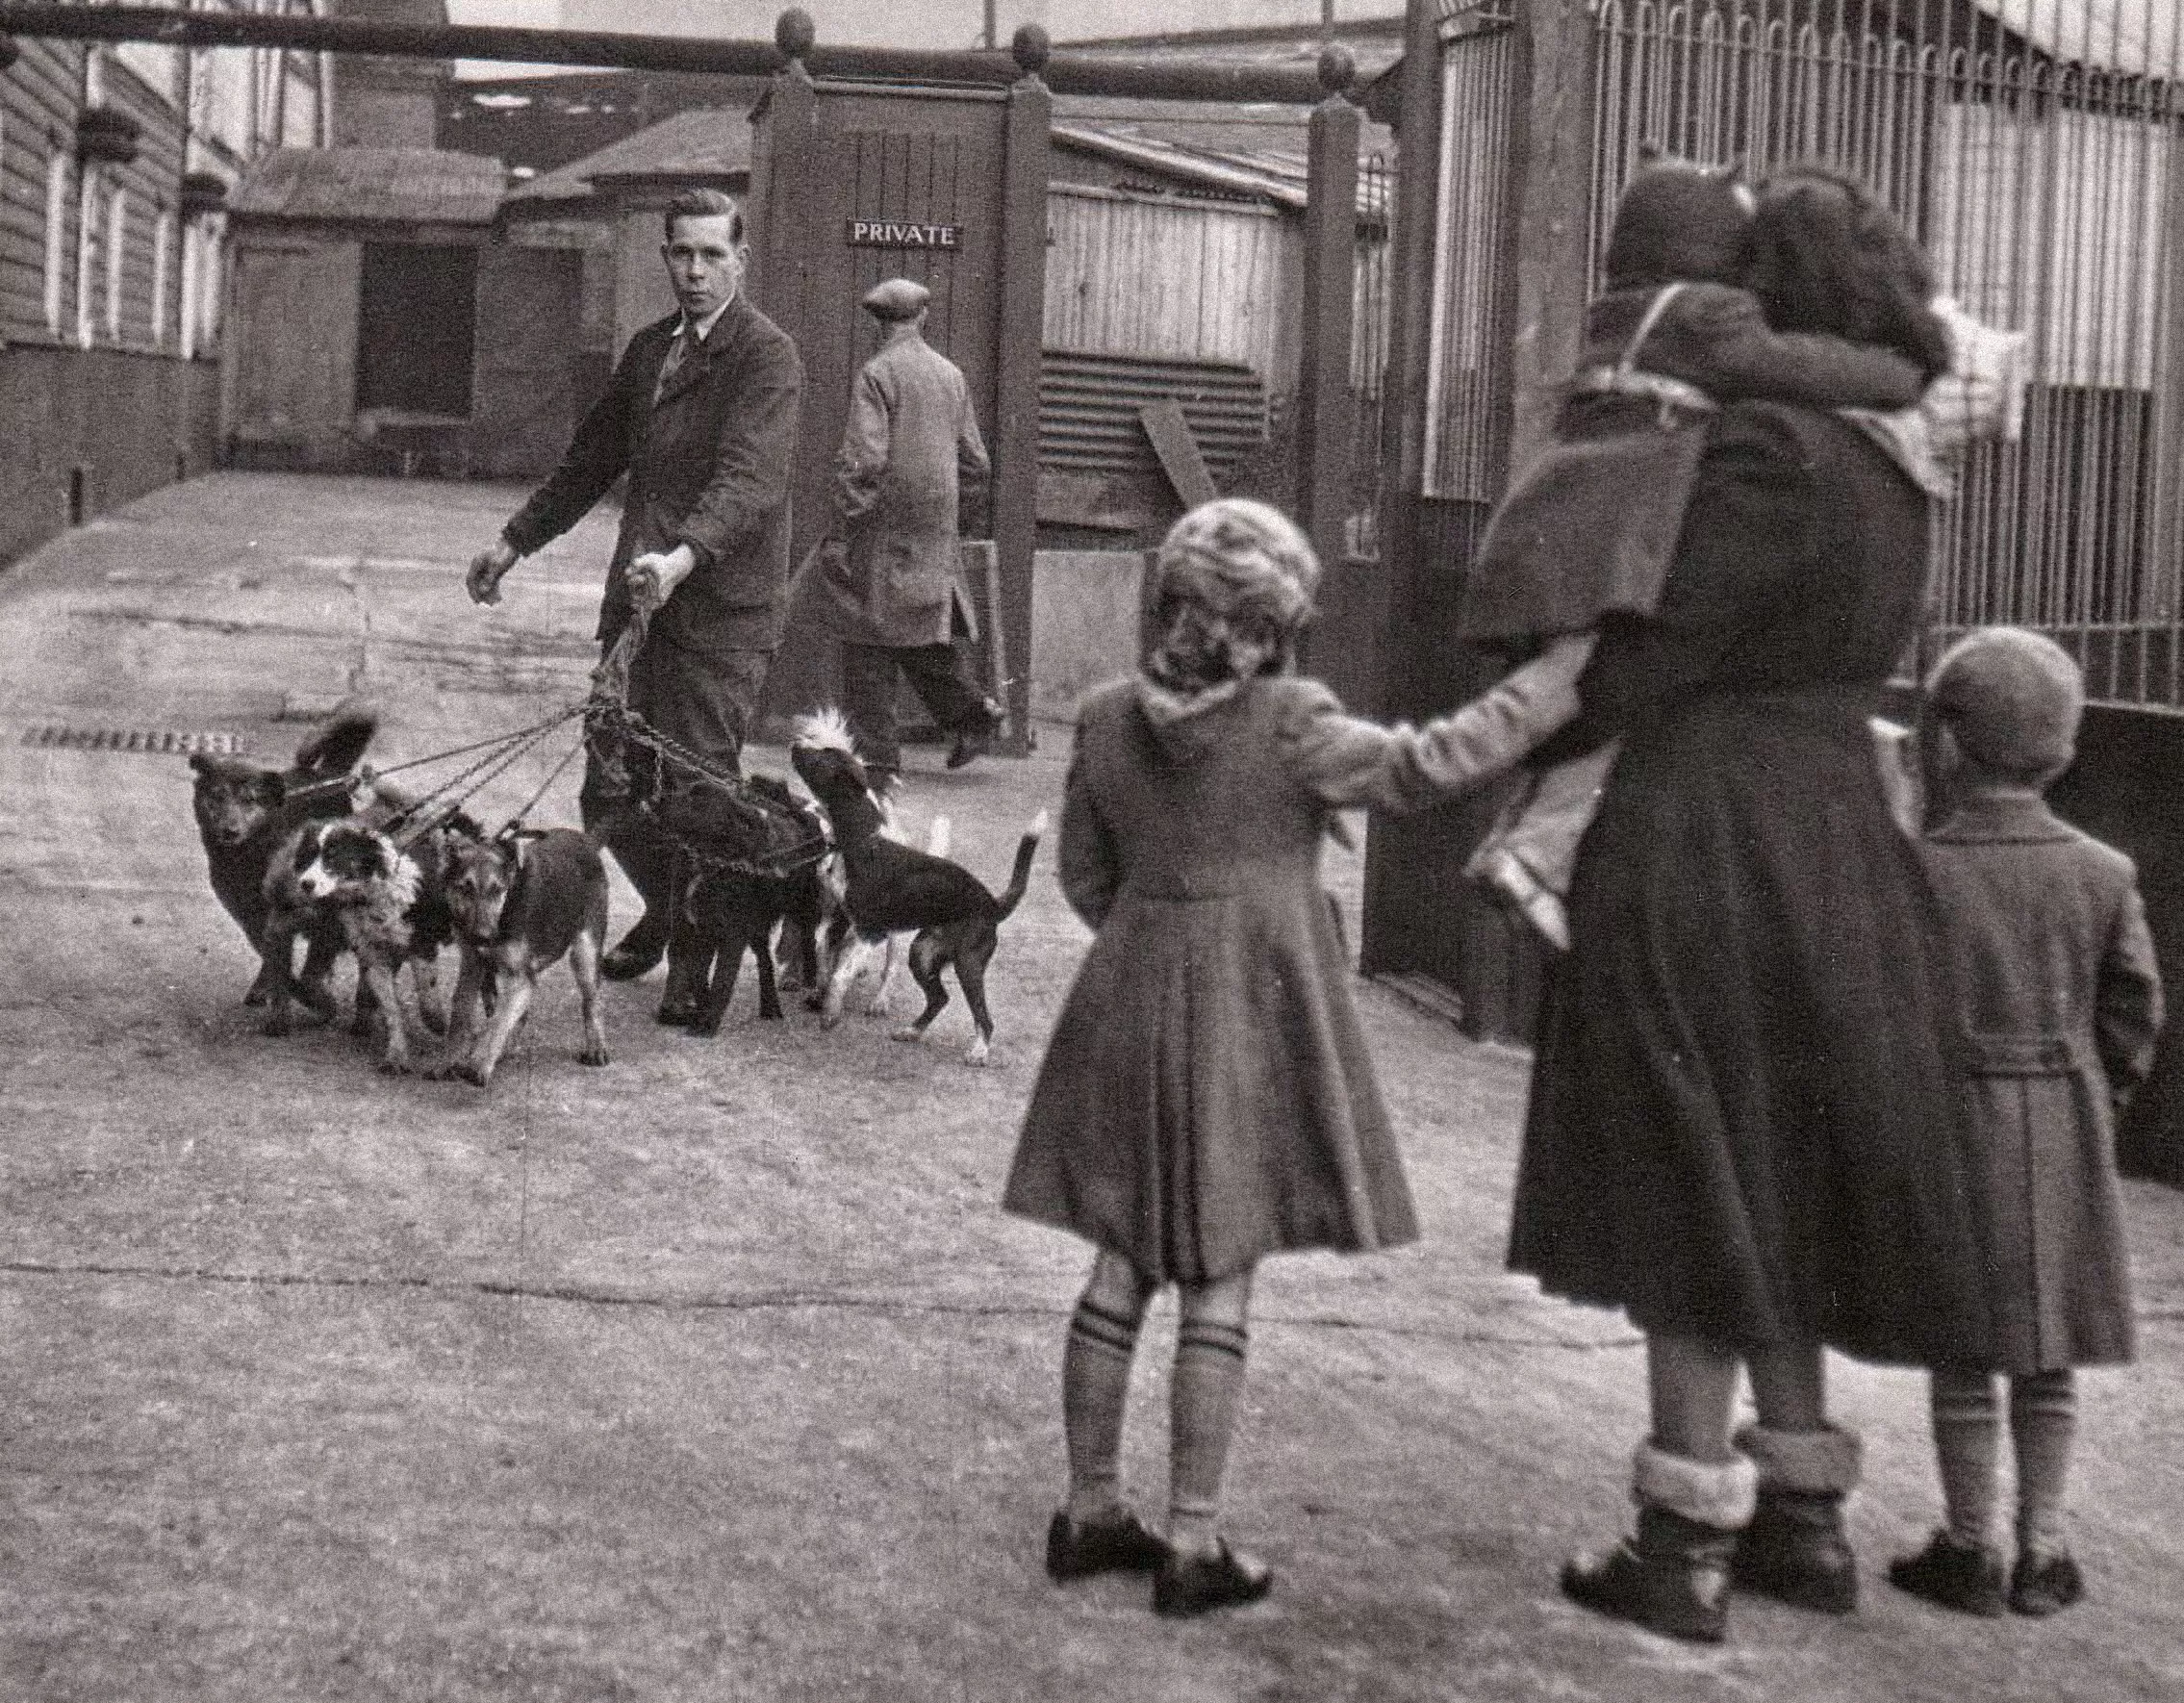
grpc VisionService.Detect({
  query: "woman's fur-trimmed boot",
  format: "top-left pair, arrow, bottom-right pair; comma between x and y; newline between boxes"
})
1561,1444 -> 1759,1643
1731,1422 -> 1862,1614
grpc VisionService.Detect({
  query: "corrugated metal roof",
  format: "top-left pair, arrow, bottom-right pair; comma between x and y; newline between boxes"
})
1041,349 -> 1268,478
1052,96 -> 1392,217
506,105 -> 755,206
228,149 -> 507,225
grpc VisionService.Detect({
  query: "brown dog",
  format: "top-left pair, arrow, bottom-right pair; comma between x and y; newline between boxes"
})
430,828 -> 611,1085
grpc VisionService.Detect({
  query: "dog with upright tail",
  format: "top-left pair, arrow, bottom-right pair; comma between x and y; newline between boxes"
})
789,709 -> 1045,1066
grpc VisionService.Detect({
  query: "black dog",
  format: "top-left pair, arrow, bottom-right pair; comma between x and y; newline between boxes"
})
190,701 -> 381,1012
649,775 -> 828,1036
789,711 -> 1045,1066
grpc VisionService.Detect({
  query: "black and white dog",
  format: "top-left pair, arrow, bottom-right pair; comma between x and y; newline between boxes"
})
264,812 -> 471,1073
789,710 -> 1045,1066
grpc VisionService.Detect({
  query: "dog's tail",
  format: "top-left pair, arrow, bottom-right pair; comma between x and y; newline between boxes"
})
292,699 -> 379,777
992,809 -> 1049,922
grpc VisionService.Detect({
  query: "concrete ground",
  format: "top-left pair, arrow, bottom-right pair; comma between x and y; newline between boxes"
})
2,472 -> 2180,1703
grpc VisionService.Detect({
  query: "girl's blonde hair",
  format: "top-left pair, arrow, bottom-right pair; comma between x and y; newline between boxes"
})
1145,498 -> 1322,695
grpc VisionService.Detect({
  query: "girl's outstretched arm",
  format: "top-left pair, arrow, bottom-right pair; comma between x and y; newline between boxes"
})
1280,634 -> 1596,813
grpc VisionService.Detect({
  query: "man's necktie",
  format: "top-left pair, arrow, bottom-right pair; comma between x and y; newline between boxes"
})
652,324 -> 693,404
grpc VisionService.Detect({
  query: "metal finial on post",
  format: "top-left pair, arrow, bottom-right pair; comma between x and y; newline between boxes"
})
1316,40 -> 1356,99
1011,23 -> 1051,77
775,8 -> 815,64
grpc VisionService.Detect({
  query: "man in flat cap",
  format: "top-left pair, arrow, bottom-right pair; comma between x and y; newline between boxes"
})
809,275 -> 1003,785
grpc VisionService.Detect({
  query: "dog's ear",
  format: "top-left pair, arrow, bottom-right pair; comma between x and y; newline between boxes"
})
251,772 -> 289,806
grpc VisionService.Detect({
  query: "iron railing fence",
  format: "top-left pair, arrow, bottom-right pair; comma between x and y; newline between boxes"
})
1348,149 -> 1396,560
1429,0 -> 2184,708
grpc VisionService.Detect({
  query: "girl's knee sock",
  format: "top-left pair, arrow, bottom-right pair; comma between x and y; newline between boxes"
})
1931,1368 -> 2001,1549
2010,1369 -> 2077,1558
1168,1316 -> 1249,1556
1062,1287 -> 1148,1523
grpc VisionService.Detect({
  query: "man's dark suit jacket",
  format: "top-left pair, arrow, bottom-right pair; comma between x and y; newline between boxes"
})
502,292 -> 803,654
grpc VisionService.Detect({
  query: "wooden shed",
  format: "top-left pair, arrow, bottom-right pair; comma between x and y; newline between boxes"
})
219,146 -> 591,478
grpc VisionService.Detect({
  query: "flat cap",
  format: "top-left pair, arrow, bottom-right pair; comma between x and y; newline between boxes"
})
861,277 -> 930,320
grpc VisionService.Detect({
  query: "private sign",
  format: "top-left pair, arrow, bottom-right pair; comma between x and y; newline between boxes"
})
847,219 -> 962,249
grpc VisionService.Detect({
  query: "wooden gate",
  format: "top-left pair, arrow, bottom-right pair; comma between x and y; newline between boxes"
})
746,50 -> 1049,748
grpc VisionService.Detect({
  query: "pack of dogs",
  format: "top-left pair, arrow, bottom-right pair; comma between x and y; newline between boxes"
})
189,701 -> 1046,1085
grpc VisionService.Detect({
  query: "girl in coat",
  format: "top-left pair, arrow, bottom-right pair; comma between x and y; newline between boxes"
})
1003,496 -> 1587,1616
1890,627 -> 2162,1618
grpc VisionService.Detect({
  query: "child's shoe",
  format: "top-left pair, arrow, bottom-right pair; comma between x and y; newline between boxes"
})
1887,1530 -> 2006,1616
1467,844 -> 1571,952
1153,1538 -> 1272,1617
1045,1509 -> 1169,1581
2008,1548 -> 2085,1616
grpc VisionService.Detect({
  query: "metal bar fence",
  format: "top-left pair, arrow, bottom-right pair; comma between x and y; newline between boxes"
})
1428,0 -> 2184,708
1347,150 -> 1396,560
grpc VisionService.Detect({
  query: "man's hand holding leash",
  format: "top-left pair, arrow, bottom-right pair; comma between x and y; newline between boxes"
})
625,544 -> 696,614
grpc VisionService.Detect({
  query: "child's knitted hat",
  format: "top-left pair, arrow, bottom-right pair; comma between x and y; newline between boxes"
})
1924,626 -> 2085,782
1604,157 -> 1755,290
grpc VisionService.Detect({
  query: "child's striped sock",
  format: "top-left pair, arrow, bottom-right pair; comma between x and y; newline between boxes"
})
1169,1318 -> 1250,1557
1063,1293 -> 1145,1524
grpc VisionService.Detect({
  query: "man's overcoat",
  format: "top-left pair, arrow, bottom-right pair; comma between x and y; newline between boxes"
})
502,292 -> 802,655
812,330 -> 991,648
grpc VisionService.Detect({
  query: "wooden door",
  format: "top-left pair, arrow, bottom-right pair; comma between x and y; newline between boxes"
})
220,237 -> 360,470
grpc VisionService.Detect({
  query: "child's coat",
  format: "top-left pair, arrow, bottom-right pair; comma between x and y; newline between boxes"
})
1921,790 -> 2163,1371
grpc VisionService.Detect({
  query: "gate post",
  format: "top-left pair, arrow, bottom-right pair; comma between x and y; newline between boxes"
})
748,11 -> 819,328
1296,44 -> 1360,581
993,24 -> 1052,755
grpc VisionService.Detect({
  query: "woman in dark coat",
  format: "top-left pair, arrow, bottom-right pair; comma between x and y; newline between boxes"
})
1508,169 -> 2007,1642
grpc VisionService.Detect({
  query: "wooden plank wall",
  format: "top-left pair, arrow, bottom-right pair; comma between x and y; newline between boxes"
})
0,42 -> 192,351
1043,184 -> 1300,401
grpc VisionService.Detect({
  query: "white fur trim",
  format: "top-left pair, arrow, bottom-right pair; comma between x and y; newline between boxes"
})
1633,1442 -> 1759,1530
1734,1423 -> 1863,1495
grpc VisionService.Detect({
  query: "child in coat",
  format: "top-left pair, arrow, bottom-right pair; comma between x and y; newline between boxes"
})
1457,159 -> 1945,947
1002,497 -> 1589,1616
1890,627 -> 2163,1617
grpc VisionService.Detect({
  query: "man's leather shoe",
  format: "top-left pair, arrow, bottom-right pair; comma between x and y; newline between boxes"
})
601,920 -> 667,981
947,705 -> 1004,771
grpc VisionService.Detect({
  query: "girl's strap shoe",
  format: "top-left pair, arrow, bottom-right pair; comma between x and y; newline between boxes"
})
1044,1510 -> 1169,1582
1153,1540 -> 1273,1617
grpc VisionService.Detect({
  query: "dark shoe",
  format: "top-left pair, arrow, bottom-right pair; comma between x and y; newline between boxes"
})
1561,1507 -> 1736,1643
1732,1489 -> 1859,1614
601,920 -> 667,981
1044,1510 -> 1169,1582
1888,1530 -> 2006,1617
946,706 -> 1003,771
2009,1548 -> 2085,1616
1153,1540 -> 1273,1618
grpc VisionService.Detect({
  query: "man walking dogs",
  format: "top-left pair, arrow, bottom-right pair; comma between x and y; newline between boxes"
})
466,189 -> 802,981
811,276 -> 1005,788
